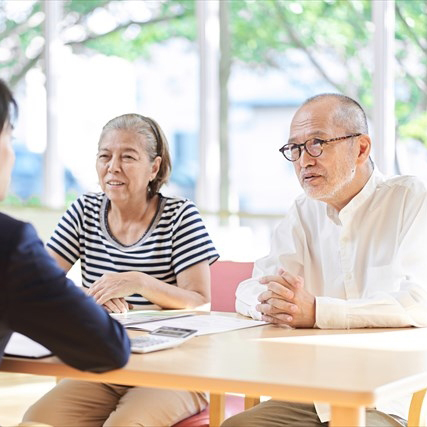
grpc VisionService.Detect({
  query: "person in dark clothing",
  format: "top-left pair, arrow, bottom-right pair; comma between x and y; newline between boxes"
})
0,78 -> 130,372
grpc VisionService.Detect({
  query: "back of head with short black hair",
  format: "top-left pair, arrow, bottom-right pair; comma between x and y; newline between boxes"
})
0,79 -> 18,134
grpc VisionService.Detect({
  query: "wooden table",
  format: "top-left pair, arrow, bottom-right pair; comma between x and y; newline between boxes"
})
2,316 -> 427,426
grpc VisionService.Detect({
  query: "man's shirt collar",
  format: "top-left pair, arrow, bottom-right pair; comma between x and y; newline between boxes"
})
326,166 -> 384,224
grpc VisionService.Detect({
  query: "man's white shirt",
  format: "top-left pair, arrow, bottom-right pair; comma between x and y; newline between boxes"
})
236,168 -> 427,421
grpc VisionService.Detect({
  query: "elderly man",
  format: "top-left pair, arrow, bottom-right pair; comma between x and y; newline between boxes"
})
223,93 -> 427,427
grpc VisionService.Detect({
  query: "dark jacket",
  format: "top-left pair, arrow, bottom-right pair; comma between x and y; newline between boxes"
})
0,212 -> 130,372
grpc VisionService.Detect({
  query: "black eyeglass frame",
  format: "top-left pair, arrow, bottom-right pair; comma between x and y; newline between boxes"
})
279,133 -> 362,162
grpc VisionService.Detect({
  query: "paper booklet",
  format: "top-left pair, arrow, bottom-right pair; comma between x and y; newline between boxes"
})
110,310 -> 195,327
5,332 -> 52,359
125,314 -> 268,336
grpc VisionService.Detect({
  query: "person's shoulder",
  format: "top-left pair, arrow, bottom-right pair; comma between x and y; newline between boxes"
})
0,212 -> 25,239
77,191 -> 104,205
0,213 -> 38,253
381,174 -> 427,196
160,194 -> 197,212
68,192 -> 104,212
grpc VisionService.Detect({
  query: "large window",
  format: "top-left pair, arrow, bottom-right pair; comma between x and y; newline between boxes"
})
1,0 -> 198,203
1,0 -> 426,260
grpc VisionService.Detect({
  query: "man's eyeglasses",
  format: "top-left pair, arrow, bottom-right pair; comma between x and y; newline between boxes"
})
279,133 -> 362,162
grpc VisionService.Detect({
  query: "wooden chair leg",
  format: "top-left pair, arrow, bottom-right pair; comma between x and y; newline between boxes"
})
408,388 -> 427,427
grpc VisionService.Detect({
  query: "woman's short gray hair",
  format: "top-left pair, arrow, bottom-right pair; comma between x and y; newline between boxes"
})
99,113 -> 171,196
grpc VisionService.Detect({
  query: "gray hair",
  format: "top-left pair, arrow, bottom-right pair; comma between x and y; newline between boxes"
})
99,113 -> 171,196
303,93 -> 369,135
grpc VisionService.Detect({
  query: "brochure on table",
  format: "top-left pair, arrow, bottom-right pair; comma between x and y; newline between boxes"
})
127,314 -> 267,336
110,310 -> 194,327
5,333 -> 52,359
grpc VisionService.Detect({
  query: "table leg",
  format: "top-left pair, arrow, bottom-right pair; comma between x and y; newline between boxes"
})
244,396 -> 260,409
209,393 -> 226,427
330,405 -> 365,427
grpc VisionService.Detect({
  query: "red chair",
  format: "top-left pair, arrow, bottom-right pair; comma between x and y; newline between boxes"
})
173,394 -> 245,427
173,261 -> 258,427
210,261 -> 254,313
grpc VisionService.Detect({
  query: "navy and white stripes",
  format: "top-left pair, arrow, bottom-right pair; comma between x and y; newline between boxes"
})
47,193 -> 219,305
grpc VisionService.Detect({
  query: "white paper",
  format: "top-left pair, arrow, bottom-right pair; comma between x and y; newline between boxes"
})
128,314 -> 268,336
5,332 -> 52,358
110,310 -> 194,327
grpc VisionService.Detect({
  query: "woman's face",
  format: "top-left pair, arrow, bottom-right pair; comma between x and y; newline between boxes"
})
0,122 -> 14,201
96,129 -> 161,204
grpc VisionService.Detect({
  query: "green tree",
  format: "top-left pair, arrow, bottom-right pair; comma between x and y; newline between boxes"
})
1,0 -> 426,210
2,0 -> 425,141
0,0 -> 195,86
228,0 -> 426,145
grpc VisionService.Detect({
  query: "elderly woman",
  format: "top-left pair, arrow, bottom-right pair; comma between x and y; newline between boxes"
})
24,114 -> 218,426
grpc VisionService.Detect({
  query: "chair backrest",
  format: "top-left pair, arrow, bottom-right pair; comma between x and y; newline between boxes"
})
210,261 -> 254,312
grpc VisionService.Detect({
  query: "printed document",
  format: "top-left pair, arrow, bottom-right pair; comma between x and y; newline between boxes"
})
110,310 -> 195,327
5,333 -> 52,358
127,314 -> 267,336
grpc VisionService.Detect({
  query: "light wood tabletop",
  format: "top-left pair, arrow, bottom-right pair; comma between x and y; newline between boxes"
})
2,314 -> 427,426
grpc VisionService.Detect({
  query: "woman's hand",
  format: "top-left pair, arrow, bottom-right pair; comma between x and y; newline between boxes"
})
102,297 -> 132,314
88,272 -> 142,308
88,261 -> 211,311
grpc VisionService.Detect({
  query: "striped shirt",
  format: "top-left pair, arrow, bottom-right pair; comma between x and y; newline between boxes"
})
47,192 -> 219,305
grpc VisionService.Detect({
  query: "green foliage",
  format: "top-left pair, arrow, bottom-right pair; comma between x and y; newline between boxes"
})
65,0 -> 110,15
79,0 -> 196,60
0,1 -> 43,77
394,0 -> 427,135
0,0 -> 195,83
228,0 -> 425,143
3,189 -> 81,208
1,193 -> 25,207
83,4 -> 195,60
0,0 -> 425,144
400,112 -> 427,146
230,0 -> 372,67
2,193 -> 41,207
